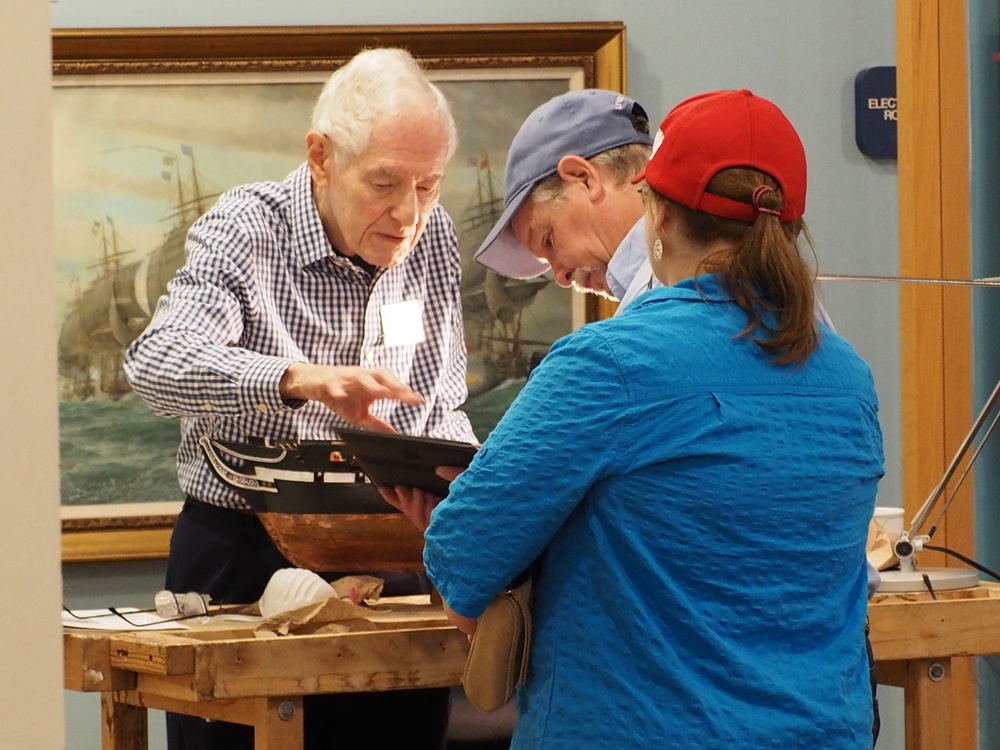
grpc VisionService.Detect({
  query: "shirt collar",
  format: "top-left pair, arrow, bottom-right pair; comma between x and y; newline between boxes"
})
287,163 -> 338,269
628,272 -> 733,311
605,220 -> 649,300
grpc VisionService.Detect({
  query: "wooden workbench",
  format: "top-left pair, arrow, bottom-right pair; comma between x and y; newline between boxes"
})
64,597 -> 469,750
868,581 -> 1000,750
66,584 -> 1000,750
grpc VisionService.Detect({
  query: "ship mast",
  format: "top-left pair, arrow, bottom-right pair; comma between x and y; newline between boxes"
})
182,144 -> 207,216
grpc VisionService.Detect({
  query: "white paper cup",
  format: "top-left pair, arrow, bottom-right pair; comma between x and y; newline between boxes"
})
872,506 -> 905,536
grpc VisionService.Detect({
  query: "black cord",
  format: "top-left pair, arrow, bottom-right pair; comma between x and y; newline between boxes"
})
63,604 -> 209,627
923,543 -> 1000,583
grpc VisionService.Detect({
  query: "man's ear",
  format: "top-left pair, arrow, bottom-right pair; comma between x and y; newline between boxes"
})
305,131 -> 332,184
555,155 -> 605,202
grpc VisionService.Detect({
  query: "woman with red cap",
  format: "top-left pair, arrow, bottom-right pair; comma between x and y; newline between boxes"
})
397,90 -> 884,748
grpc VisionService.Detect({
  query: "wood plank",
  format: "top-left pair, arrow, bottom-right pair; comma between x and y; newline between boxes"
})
53,23 -> 628,67
107,625 -> 466,701
936,5 -> 975,746
935,0 -> 974,574
869,591 -> 1000,661
64,632 -> 138,693
204,627 -> 469,699
64,632 -> 113,691
130,672 -> 203,703
62,527 -> 172,563
109,631 -> 196,676
254,697 -> 304,750
876,660 -> 906,689
101,692 -> 147,750
121,689 -> 258,725
904,658 -> 953,750
896,1 -> 976,747
896,0 -> 946,543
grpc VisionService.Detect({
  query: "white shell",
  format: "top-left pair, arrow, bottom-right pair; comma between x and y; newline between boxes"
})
259,567 -> 337,619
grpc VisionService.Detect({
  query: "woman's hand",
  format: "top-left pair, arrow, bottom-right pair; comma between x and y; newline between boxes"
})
377,465 -> 468,532
380,464 -> 479,639
442,599 -> 478,639
378,484 -> 442,532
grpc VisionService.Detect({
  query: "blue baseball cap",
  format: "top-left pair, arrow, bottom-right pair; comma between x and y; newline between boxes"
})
474,89 -> 654,279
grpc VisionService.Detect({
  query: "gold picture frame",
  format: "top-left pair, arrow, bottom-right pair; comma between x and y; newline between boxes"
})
55,23 -> 629,563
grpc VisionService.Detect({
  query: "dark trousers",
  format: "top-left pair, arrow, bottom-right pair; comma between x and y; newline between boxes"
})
866,620 -> 880,747
164,497 -> 451,750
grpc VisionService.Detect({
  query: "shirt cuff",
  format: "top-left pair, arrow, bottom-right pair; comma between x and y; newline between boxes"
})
237,356 -> 303,414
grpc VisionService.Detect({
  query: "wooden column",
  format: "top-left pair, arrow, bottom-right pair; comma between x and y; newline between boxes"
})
896,2 -> 975,748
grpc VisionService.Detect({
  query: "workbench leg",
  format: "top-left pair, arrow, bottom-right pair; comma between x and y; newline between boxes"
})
904,657 -> 952,750
253,696 -> 304,750
101,692 -> 147,750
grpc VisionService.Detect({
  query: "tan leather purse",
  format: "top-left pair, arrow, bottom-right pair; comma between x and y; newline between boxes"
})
461,572 -> 533,712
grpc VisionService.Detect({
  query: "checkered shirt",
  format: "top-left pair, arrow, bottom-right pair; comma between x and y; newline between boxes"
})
124,163 -> 474,510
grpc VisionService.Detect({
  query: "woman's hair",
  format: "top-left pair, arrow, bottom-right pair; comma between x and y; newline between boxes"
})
311,48 -> 457,167
649,167 -> 819,365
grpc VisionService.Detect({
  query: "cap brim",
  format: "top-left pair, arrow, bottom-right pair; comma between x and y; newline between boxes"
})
473,183 -> 549,280
630,167 -> 648,185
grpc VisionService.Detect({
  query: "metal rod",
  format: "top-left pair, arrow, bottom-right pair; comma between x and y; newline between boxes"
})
924,409 -> 1000,537
817,273 -> 1000,288
819,269 -> 1000,562
906,376 -> 1000,539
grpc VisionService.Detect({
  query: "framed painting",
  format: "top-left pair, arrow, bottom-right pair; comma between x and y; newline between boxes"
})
55,23 -> 629,562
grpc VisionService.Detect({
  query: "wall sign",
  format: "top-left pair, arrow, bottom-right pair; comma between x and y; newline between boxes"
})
855,66 -> 897,159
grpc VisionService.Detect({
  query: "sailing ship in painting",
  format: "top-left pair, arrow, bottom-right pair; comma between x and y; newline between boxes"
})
57,147 -> 559,410
58,146 -> 214,402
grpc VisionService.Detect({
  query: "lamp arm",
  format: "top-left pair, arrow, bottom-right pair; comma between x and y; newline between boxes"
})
922,410 -> 1000,536
895,375 -> 1000,562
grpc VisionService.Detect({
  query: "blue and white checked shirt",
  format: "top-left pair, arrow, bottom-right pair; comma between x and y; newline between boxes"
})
124,163 -> 475,510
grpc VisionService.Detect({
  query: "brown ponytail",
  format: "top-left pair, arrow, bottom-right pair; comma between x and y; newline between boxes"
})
666,167 -> 818,365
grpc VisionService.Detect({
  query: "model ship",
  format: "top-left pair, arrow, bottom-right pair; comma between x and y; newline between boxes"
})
199,436 -> 425,573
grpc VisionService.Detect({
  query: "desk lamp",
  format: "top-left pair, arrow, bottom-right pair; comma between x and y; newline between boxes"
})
818,273 -> 1000,593
876,376 -> 1000,592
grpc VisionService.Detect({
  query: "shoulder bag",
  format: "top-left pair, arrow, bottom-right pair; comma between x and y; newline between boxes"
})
461,569 -> 533,712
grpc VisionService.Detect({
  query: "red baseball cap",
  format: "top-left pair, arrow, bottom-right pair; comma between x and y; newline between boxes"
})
633,89 -> 806,222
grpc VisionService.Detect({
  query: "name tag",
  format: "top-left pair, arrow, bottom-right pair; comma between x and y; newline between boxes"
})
380,299 -> 425,348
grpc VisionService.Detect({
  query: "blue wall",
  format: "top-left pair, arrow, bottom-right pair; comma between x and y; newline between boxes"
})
55,2 -> 902,748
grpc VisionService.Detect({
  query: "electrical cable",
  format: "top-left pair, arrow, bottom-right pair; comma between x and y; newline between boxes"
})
922,544 -> 1000,584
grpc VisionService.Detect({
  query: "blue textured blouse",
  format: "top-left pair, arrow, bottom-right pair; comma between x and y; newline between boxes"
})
424,274 -> 884,749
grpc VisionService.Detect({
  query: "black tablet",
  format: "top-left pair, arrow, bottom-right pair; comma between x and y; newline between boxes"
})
336,426 -> 478,497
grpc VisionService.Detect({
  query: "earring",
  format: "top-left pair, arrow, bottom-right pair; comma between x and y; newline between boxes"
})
653,239 -> 663,262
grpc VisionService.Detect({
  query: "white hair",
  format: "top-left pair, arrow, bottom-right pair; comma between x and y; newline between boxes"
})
311,48 -> 458,167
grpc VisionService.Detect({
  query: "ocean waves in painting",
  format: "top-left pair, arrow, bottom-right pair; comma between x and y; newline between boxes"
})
60,394 -> 180,506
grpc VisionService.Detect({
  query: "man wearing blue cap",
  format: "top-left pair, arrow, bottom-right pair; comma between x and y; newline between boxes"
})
474,89 -> 655,306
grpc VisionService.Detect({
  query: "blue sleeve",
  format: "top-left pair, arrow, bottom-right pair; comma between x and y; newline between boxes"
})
423,325 -> 628,617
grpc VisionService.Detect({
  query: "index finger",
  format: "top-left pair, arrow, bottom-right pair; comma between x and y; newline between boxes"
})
368,370 -> 425,405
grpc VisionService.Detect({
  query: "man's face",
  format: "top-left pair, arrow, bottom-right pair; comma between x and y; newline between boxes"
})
308,110 -> 450,268
510,188 -> 615,297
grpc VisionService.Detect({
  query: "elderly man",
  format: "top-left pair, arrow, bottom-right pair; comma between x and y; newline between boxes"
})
124,47 -> 475,750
